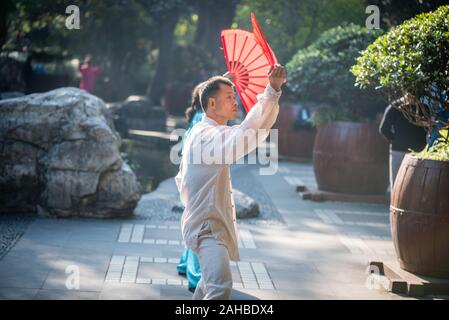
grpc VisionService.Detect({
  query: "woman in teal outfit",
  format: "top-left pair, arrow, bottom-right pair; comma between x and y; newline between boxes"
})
176,82 -> 205,292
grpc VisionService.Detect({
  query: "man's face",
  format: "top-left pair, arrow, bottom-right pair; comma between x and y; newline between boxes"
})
211,83 -> 238,120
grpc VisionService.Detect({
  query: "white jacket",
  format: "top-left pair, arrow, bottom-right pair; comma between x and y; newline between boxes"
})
175,84 -> 281,261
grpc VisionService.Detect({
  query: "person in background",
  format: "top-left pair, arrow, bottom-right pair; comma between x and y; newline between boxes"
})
379,100 -> 427,190
421,84 -> 449,146
79,54 -> 100,94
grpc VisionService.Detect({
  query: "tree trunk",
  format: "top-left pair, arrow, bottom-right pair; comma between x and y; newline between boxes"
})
194,0 -> 240,63
0,1 -> 13,50
147,11 -> 180,105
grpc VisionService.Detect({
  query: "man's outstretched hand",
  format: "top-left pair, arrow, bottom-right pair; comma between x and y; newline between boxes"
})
268,64 -> 287,92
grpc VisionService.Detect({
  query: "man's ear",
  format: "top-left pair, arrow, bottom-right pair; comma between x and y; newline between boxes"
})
208,97 -> 216,111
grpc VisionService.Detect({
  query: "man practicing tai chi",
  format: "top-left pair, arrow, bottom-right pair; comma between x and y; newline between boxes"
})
175,64 -> 287,300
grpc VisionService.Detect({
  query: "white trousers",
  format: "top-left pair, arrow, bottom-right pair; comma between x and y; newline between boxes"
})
390,149 -> 406,190
192,224 -> 233,300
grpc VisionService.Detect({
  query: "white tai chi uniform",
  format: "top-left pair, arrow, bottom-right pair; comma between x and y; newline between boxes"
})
175,84 -> 281,300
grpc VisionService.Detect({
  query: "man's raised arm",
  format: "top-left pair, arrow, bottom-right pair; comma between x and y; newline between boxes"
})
204,65 -> 287,163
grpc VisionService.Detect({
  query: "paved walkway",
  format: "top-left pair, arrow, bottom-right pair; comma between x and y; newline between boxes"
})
0,160 -> 428,300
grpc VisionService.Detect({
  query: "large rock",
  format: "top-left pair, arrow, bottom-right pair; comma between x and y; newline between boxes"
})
170,187 -> 260,220
0,92 -> 25,100
0,87 -> 141,218
107,95 -> 166,138
0,57 -> 26,93
233,189 -> 260,219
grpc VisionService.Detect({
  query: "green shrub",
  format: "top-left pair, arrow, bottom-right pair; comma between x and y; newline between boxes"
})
352,5 -> 449,101
310,106 -> 344,127
414,143 -> 449,161
412,130 -> 449,161
286,23 -> 385,126
352,5 -> 449,159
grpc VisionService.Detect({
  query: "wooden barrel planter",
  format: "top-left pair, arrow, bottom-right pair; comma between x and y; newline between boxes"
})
274,106 -> 316,159
313,121 -> 389,194
391,154 -> 449,277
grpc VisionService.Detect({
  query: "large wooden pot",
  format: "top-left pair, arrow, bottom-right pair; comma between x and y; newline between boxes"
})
313,121 -> 389,194
391,154 -> 449,277
274,106 -> 315,159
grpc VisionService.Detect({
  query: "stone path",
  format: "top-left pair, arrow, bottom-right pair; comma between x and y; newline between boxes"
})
1,160 -> 445,300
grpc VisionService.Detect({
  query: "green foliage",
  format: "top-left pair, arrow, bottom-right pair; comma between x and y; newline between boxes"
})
363,0 -> 449,29
1,0 -> 198,101
352,5 -> 449,160
415,143 -> 449,161
167,44 -> 215,84
234,0 -> 367,63
68,1 -> 156,100
286,24 -> 385,125
174,14 -> 198,46
413,130 -> 449,161
310,105 -> 347,127
352,5 -> 449,101
1,0 -> 70,52
1,0 -> 158,100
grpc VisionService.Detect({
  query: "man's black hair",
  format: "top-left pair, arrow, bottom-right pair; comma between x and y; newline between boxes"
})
200,76 -> 234,111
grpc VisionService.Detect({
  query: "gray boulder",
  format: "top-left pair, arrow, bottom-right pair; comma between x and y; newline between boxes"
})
0,87 -> 141,218
106,95 -> 166,138
234,189 -> 260,219
0,92 -> 25,100
170,187 -> 260,220
0,57 -> 26,92
135,177 -> 260,221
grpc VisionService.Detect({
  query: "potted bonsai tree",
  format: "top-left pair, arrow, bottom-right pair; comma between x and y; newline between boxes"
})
352,5 -> 449,277
286,24 -> 388,194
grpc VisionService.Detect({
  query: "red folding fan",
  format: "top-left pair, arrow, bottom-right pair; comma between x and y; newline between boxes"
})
221,13 -> 278,112
251,12 -> 278,67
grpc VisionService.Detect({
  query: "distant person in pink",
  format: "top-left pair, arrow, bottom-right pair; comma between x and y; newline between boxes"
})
79,55 -> 100,94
